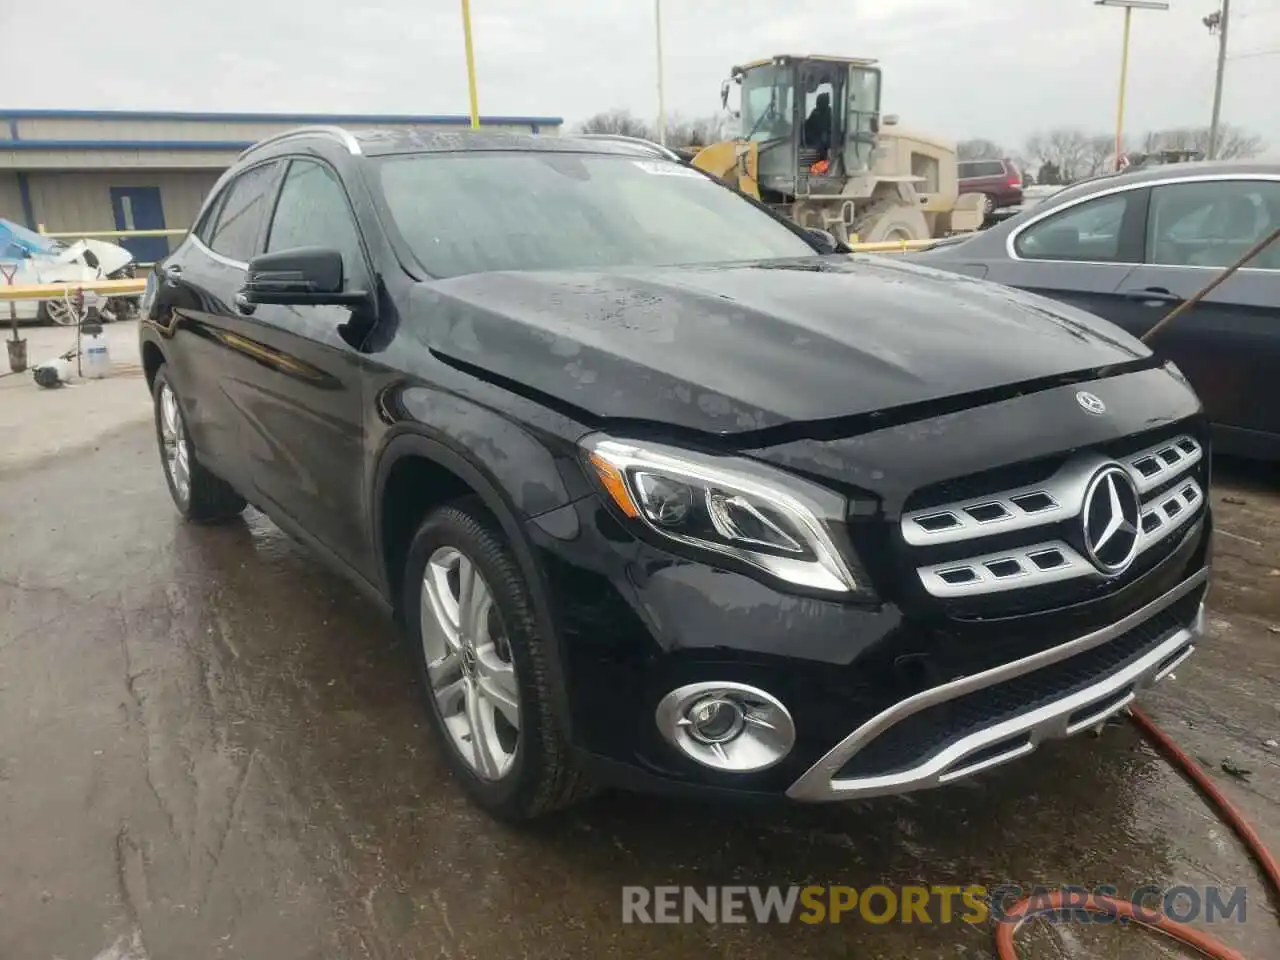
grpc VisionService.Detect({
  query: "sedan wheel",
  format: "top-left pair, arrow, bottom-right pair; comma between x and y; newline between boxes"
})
41,298 -> 79,326
420,546 -> 521,780
158,381 -> 191,507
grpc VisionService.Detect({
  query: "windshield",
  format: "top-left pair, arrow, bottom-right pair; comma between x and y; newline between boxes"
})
375,152 -> 816,278
739,65 -> 794,143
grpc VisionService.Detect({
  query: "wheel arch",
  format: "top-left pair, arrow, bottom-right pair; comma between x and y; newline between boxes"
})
141,338 -> 166,392
372,431 -> 575,735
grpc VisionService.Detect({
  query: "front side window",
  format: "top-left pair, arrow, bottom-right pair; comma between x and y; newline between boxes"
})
206,163 -> 276,262
376,152 -> 817,279
1014,191 -> 1135,262
266,159 -> 365,282
1146,179 -> 1280,269
739,65 -> 795,143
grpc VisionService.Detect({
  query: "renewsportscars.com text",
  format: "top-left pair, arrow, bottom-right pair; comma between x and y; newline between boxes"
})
621,884 -> 1248,925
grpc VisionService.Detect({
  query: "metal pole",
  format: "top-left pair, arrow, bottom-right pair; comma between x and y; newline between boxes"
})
655,0 -> 667,145
1114,5 -> 1133,170
1208,0 -> 1231,159
460,0 -> 480,129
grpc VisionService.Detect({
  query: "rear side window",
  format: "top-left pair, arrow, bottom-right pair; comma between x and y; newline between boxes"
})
205,163 -> 277,263
1146,179 -> 1280,269
960,160 -> 1005,178
266,159 -> 365,282
1014,191 -> 1137,262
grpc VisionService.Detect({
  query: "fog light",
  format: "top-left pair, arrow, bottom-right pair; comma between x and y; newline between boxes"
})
687,697 -> 745,743
655,682 -> 795,773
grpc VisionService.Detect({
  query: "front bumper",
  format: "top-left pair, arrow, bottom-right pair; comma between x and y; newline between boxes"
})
529,481 -> 1210,802
786,567 -> 1206,801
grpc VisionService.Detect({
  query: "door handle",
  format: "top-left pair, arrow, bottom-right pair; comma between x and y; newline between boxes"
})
162,263 -> 183,283
1120,287 -> 1182,305
233,292 -> 256,316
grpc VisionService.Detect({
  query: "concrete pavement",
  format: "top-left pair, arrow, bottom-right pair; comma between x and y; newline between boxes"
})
0,365 -> 1277,959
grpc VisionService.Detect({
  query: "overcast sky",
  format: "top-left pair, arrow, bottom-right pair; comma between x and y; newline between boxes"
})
3,0 -> 1277,153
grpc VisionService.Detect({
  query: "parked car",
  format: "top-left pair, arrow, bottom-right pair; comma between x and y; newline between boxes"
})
958,157 -> 1024,215
140,127 -> 1210,820
914,161 -> 1280,460
0,218 -> 137,324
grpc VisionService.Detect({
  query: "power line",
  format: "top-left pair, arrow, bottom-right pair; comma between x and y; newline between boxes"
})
1229,46 -> 1280,58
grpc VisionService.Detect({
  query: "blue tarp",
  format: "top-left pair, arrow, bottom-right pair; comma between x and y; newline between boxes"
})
0,218 -> 60,261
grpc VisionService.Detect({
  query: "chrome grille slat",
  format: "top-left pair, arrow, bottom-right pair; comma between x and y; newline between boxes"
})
901,435 -> 1202,547
904,435 -> 1204,599
1124,436 -> 1203,495
917,541 -> 1091,598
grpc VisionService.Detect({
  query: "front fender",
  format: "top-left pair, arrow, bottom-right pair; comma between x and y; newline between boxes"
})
371,425 -> 584,740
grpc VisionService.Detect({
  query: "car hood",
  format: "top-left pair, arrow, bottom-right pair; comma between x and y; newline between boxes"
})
414,256 -> 1150,437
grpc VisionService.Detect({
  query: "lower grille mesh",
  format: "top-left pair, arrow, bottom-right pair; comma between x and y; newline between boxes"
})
835,592 -> 1201,780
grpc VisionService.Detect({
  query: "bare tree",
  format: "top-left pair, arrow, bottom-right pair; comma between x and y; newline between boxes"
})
957,138 -> 1005,162
664,113 -> 736,149
1140,124 -> 1265,159
577,110 -> 655,139
1025,128 -> 1111,183
1080,134 -> 1118,178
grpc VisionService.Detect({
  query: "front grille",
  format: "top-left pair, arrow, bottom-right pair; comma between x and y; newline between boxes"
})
835,591 -> 1200,779
899,425 -> 1207,604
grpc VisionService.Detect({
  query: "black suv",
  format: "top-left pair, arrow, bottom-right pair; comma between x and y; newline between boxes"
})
139,127 -> 1211,820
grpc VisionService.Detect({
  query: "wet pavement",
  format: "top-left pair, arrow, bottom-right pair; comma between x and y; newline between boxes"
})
1,423 -> 1277,959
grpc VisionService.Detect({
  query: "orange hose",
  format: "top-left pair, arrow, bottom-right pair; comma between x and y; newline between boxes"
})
995,706 -> 1280,959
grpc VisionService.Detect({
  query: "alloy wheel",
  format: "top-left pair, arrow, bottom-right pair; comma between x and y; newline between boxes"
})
44,298 -> 78,326
420,546 -> 520,780
158,383 -> 191,505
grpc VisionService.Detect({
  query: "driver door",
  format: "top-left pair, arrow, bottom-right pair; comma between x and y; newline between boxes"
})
233,157 -> 375,577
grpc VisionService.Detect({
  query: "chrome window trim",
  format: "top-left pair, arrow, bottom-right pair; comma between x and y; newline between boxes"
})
1005,172 -> 1280,265
786,567 -> 1208,801
189,233 -> 247,270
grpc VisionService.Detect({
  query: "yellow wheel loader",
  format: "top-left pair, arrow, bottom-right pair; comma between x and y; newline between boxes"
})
692,55 -> 984,244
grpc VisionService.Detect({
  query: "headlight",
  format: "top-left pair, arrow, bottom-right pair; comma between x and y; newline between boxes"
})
582,434 -> 866,596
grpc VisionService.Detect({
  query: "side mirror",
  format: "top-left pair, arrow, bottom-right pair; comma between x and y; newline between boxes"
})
241,247 -> 367,306
720,79 -> 731,111
804,227 -> 842,254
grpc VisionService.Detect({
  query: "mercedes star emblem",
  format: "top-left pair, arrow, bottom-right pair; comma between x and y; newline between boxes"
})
1081,465 -> 1142,575
1076,391 -> 1107,415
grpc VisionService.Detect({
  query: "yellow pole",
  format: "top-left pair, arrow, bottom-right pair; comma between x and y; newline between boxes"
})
655,0 -> 667,145
1114,5 -> 1132,170
461,0 -> 480,129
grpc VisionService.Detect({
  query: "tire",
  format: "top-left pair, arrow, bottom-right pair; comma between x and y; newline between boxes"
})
856,205 -> 930,243
37,299 -> 78,326
151,366 -> 246,523
403,499 -> 591,820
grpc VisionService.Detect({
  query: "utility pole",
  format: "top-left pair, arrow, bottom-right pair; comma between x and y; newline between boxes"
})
1206,0 -> 1231,158
654,0 -> 667,145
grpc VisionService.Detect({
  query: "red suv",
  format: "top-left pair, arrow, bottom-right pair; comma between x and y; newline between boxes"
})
958,158 -> 1023,215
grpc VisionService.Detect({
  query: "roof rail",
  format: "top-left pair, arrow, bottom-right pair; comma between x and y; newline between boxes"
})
238,125 -> 362,158
575,133 -> 682,162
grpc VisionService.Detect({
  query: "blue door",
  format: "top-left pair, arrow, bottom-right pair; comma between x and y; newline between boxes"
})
109,186 -> 169,264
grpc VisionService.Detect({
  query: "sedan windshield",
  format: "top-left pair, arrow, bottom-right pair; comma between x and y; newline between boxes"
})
375,151 -> 816,278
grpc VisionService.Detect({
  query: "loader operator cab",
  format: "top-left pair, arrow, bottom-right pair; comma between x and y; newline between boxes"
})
726,55 -> 882,202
